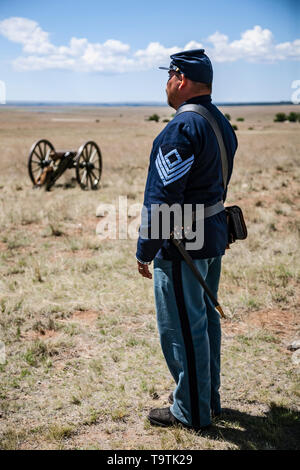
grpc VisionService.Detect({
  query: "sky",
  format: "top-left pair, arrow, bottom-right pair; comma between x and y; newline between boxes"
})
0,0 -> 299,103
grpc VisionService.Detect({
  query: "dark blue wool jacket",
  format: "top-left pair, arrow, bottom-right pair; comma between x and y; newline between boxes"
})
136,95 -> 238,262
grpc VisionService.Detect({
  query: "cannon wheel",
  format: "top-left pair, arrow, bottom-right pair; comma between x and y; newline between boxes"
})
28,139 -> 57,186
75,141 -> 102,190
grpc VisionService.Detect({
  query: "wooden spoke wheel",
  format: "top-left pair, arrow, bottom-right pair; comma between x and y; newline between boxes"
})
28,139 -> 57,187
75,141 -> 102,190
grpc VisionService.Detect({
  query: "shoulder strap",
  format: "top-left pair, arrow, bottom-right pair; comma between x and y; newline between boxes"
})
175,103 -> 228,191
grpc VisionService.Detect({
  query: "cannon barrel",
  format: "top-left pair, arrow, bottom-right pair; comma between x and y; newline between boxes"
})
49,150 -> 77,160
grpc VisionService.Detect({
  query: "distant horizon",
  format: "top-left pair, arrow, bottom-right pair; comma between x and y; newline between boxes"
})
2,99 -> 297,107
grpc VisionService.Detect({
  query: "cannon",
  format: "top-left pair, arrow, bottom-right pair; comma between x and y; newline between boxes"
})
28,139 -> 102,191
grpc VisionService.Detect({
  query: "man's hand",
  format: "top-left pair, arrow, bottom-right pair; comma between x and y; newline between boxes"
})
137,261 -> 152,279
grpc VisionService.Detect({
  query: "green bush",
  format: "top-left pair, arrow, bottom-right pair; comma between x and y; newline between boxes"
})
232,124 -> 238,130
237,117 -> 244,121
274,113 -> 287,122
287,112 -> 300,122
225,113 -> 231,121
147,114 -> 160,122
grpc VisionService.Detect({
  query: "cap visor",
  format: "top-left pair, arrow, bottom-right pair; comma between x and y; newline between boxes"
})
158,66 -> 170,70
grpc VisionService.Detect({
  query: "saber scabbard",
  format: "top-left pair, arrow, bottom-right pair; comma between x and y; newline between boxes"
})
170,236 -> 226,319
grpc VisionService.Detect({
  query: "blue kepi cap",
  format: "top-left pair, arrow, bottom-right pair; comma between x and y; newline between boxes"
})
159,49 -> 213,84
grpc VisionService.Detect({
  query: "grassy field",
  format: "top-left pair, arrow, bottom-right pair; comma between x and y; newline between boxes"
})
0,104 -> 299,450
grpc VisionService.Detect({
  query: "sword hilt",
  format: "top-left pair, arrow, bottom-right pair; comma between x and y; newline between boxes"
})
215,304 -> 226,319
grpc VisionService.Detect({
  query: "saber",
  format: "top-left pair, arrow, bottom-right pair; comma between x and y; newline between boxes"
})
170,236 -> 226,319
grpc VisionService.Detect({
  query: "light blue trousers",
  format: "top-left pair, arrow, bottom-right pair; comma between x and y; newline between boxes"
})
154,256 -> 222,428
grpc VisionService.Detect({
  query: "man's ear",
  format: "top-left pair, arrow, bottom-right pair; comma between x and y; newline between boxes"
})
178,74 -> 188,90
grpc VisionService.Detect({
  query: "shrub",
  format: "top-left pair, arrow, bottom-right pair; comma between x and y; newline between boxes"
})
287,112 -> 299,122
225,113 -> 231,121
274,112 -> 287,122
147,114 -> 160,122
237,117 -> 244,121
232,124 -> 238,130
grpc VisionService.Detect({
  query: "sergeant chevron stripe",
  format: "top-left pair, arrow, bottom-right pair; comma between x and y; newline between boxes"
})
155,147 -> 194,186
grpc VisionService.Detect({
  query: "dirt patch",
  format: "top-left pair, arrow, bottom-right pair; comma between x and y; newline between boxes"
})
23,329 -> 60,341
70,310 -> 99,324
0,241 -> 7,251
65,424 -> 113,449
223,308 -> 299,341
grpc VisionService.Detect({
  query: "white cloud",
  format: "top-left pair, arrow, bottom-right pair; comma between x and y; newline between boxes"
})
0,17 -> 55,54
0,17 -> 299,73
57,37 -> 89,57
275,39 -> 300,60
81,40 -> 132,72
134,40 -> 205,69
134,42 -> 179,68
183,41 -> 204,51
207,25 -> 300,63
13,55 -> 77,71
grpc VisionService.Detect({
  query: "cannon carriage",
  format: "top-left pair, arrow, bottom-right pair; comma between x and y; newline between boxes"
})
28,139 -> 102,191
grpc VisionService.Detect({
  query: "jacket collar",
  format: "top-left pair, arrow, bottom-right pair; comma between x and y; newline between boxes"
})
179,95 -> 212,108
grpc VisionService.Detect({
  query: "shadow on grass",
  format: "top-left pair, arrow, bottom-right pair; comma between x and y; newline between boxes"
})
54,177 -> 78,190
205,403 -> 300,450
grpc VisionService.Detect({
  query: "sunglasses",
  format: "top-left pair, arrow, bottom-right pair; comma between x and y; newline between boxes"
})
168,69 -> 182,81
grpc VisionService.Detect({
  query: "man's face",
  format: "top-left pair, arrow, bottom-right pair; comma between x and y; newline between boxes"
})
166,70 -> 182,109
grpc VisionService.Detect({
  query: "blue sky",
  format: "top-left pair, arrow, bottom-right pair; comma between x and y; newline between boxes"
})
0,0 -> 299,103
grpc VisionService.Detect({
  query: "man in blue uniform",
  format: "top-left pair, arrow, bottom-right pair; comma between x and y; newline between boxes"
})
136,49 -> 237,431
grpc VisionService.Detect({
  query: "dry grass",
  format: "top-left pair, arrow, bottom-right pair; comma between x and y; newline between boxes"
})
0,104 -> 299,450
